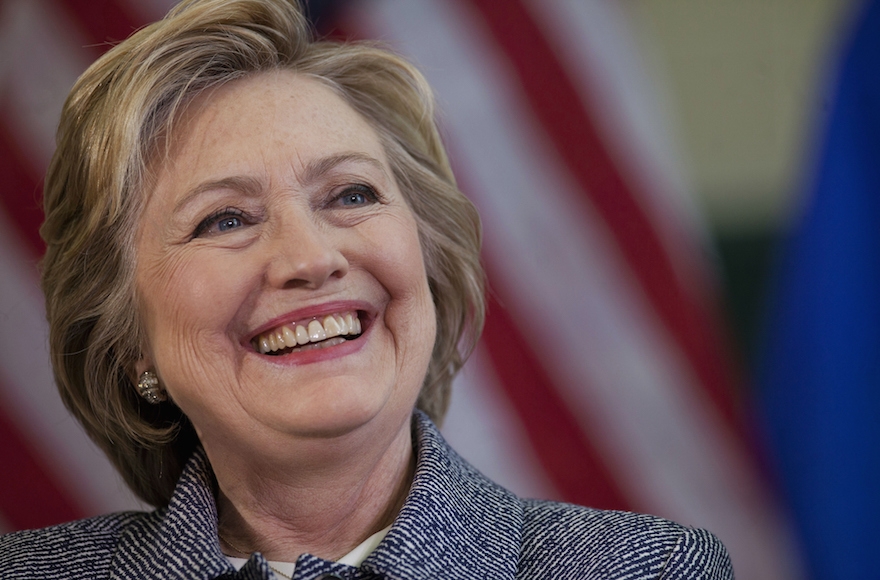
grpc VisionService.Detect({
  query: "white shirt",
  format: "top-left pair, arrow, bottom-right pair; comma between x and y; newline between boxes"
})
225,526 -> 391,578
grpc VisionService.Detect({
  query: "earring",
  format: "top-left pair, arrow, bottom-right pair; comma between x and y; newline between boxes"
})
137,370 -> 167,404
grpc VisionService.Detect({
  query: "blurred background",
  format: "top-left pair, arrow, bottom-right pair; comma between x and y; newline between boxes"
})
1,1 -> 876,578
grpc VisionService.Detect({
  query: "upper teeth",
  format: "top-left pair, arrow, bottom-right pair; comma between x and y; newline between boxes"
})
253,311 -> 362,354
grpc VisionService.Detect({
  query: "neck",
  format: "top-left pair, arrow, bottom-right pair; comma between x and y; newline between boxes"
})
211,417 -> 415,563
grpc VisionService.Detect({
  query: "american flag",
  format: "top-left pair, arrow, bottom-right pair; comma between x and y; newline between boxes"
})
0,1 -> 801,578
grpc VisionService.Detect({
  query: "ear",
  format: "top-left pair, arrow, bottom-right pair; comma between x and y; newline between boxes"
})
134,359 -> 152,378
132,345 -> 155,382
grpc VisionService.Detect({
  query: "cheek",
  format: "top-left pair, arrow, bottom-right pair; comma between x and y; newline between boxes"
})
137,248 -> 256,374
140,251 -> 199,335
367,214 -> 437,357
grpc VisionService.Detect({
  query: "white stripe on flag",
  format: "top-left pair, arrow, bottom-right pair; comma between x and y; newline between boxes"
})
444,347 -> 559,501
525,0 -> 711,290
0,0 -> 91,168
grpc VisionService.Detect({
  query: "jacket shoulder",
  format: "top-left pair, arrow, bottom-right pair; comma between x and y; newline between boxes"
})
519,500 -> 733,580
0,512 -> 146,579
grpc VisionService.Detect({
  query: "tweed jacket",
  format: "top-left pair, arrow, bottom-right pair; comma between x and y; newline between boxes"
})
0,412 -> 733,579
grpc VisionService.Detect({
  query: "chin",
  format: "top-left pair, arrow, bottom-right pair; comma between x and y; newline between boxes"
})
269,385 -> 407,440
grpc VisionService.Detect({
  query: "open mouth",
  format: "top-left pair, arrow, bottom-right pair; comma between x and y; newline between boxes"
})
251,310 -> 364,356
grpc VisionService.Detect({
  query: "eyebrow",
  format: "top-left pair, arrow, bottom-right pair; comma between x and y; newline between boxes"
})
298,152 -> 389,186
174,175 -> 263,213
173,152 -> 388,212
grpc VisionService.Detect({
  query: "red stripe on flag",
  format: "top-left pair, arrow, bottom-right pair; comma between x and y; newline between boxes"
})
52,0 -> 143,48
480,279 -> 631,510
0,118 -> 45,257
0,384 -> 87,529
464,0 -> 742,433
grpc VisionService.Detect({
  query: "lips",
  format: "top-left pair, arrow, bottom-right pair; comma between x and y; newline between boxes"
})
251,310 -> 363,355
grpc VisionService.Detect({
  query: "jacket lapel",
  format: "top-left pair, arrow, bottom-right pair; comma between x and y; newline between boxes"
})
108,448 -> 236,580
362,412 -> 523,580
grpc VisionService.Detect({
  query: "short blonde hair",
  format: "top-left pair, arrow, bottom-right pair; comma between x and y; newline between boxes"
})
41,0 -> 484,507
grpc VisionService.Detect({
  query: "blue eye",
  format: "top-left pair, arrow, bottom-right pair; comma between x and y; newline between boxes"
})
193,208 -> 248,238
335,184 -> 378,207
217,216 -> 242,231
341,192 -> 367,205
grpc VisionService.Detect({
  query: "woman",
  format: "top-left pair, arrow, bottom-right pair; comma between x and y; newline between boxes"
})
0,0 -> 732,578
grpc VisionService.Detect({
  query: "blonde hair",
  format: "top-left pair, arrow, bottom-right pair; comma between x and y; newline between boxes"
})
41,0 -> 484,507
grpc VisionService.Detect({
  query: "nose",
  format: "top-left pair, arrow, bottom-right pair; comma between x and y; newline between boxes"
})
265,213 -> 349,290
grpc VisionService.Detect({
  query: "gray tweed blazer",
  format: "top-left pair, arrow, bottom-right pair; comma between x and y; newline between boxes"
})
0,412 -> 733,579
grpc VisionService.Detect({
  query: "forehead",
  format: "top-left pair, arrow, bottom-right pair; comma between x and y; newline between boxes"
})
154,70 -> 387,192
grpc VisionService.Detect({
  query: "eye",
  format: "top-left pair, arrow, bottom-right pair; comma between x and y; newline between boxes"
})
341,192 -> 367,206
192,207 -> 249,238
334,184 -> 379,207
216,216 -> 242,231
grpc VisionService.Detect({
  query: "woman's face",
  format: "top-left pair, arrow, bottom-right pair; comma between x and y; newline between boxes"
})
135,71 -> 436,453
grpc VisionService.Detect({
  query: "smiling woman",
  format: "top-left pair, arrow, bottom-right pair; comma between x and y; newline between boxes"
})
0,0 -> 733,579
136,71 -> 437,477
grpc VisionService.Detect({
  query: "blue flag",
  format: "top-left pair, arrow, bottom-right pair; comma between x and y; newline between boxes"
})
758,1 -> 880,578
